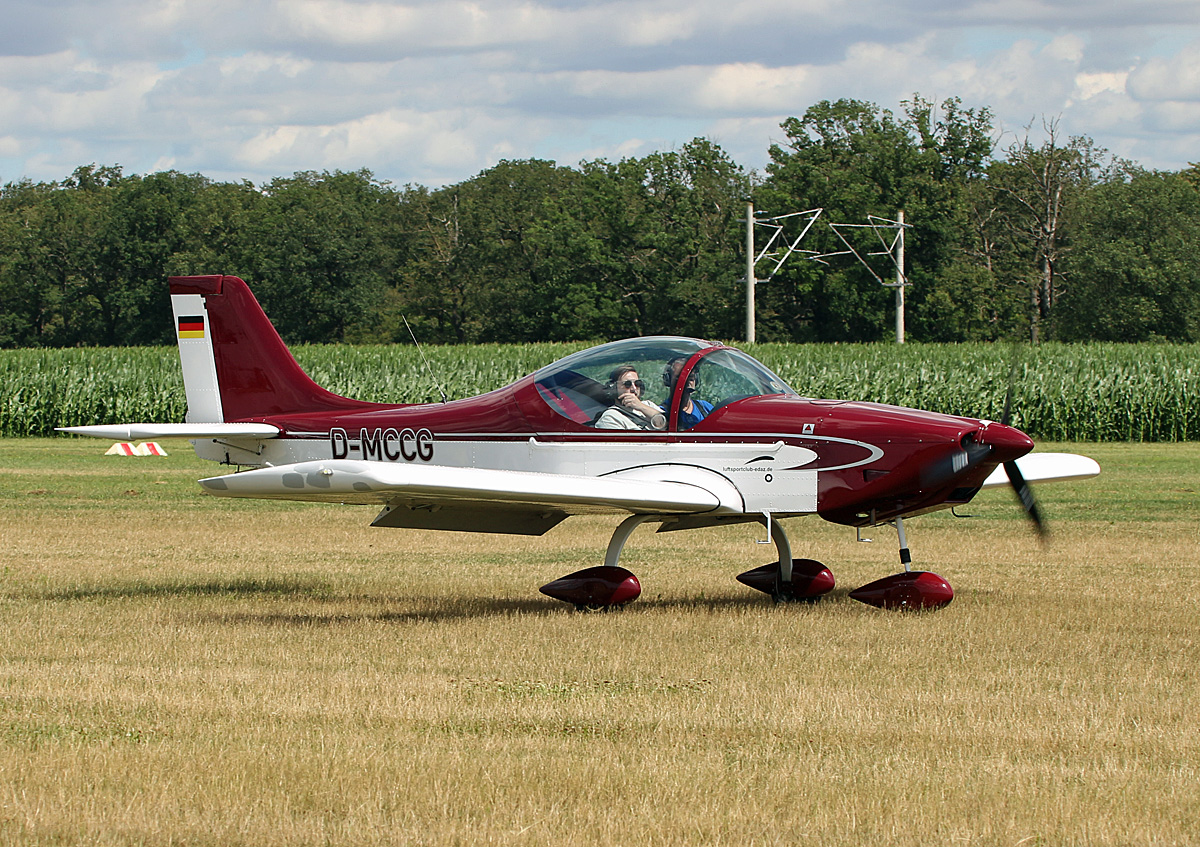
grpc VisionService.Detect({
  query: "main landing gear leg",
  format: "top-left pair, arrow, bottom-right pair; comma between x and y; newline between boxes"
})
768,515 -> 793,594
736,514 -> 836,602
848,516 -> 954,610
538,514 -> 649,611
604,514 -> 654,568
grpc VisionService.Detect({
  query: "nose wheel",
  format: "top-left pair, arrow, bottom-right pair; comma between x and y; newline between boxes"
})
848,517 -> 954,610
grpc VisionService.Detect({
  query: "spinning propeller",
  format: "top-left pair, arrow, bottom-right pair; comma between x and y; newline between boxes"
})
1000,360 -> 1048,541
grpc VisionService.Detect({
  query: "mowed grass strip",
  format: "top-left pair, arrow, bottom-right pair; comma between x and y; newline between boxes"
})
1,439 -> 1198,845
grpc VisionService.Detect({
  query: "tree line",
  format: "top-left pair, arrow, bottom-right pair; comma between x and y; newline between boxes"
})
2,95 -> 1198,348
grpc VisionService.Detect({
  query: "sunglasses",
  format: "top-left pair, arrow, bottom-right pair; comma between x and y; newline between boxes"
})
620,379 -> 645,390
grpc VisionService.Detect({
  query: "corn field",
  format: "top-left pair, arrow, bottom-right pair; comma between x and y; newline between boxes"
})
748,343 -> 1200,442
3,342 -> 1197,441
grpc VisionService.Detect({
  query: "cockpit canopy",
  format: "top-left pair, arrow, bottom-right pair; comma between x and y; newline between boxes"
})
533,336 -> 796,430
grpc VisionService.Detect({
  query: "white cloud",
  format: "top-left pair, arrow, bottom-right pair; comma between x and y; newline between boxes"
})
617,7 -> 698,48
232,107 -> 551,183
1129,42 -> 1200,101
270,0 -> 576,55
1074,71 -> 1128,101
1143,100 -> 1200,132
0,53 -> 165,135
695,64 -> 820,113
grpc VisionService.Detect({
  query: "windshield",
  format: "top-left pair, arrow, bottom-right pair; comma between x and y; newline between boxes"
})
689,349 -> 796,414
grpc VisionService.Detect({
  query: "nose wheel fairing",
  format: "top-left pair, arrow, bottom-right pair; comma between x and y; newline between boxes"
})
846,516 -> 954,610
848,571 -> 953,610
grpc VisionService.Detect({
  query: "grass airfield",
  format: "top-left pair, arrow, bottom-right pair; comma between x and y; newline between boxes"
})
2,438 -> 1198,846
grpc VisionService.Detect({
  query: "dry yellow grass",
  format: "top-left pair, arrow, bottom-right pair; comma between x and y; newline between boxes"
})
1,439 -> 1198,845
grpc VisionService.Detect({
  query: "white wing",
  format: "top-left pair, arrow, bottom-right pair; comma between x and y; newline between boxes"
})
980,452 -> 1100,489
199,460 -> 743,536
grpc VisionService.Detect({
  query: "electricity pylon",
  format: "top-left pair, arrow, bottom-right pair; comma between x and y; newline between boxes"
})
742,202 -> 823,343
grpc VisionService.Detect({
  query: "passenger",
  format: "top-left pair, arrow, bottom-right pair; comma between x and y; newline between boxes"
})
594,366 -> 666,430
664,357 -> 713,430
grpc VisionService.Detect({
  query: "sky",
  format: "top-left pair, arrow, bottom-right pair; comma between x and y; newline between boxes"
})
2,0 -> 1200,188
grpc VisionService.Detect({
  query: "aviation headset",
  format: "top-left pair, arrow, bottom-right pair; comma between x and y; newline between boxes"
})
662,358 -> 699,390
606,366 -> 644,396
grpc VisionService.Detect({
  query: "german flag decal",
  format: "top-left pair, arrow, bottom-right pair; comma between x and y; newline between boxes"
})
178,316 -> 205,339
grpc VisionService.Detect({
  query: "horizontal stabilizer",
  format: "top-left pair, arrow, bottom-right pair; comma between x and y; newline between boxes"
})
981,452 -> 1100,489
58,423 -> 280,440
199,460 -> 725,516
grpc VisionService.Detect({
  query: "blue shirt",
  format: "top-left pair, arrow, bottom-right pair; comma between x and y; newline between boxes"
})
677,398 -> 713,430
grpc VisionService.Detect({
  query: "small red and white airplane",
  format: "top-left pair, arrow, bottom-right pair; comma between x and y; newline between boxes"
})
62,275 -> 1099,610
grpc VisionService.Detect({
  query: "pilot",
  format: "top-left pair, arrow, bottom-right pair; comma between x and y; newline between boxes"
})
595,366 -> 666,430
664,357 -> 712,430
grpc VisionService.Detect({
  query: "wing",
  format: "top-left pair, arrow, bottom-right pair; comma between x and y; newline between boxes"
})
980,452 -> 1100,489
199,460 -> 742,536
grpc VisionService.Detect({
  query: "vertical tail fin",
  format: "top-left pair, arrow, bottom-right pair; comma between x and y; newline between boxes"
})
169,275 -> 377,421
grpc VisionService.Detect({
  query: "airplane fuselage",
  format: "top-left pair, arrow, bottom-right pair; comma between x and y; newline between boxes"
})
195,374 -> 1028,530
